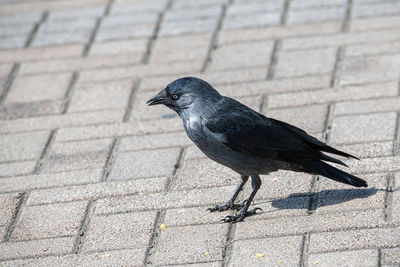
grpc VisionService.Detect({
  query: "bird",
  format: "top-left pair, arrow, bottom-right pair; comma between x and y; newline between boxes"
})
146,77 -> 367,222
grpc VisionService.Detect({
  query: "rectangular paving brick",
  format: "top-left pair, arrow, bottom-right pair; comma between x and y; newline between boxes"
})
335,97 -> 400,115
152,224 -> 228,265
88,39 -> 148,56
110,0 -> 167,14
275,47 -> 337,78
1,248 -> 147,267
353,1 -> 400,18
0,131 -> 50,162
335,141 -> 394,159
39,19 -> 96,34
0,169 -> 103,192
12,201 -> 87,241
330,112 -> 397,144
345,41 -> 400,57
209,40 -> 273,70
308,249 -> 379,267
0,237 -> 75,260
341,54 -> 400,86
235,209 -> 386,241
223,11 -> 280,30
0,44 -> 84,63
47,6 -> 105,20
101,13 -> 159,28
119,132 -> 191,152
346,156 -> 400,174
95,186 -> 235,214
0,24 -> 33,38
172,0 -> 228,9
109,148 -> 181,180
159,17 -> 218,36
41,139 -> 113,173
96,24 -> 155,42
26,177 -> 167,206
68,80 -> 133,112
32,31 -> 91,47
218,22 -> 341,45
382,247 -> 400,265
0,109 -> 125,134
0,160 -> 36,177
0,193 -> 20,226
0,100 -> 65,120
82,211 -> 157,252
287,6 -> 346,24
0,36 -> 27,49
0,12 -> 42,26
6,73 -> 72,104
393,174 -> 400,224
268,81 -> 398,108
291,0 -> 346,9
264,104 -> 328,134
164,5 -> 221,21
229,236 -> 303,267
308,227 -> 400,253
350,15 -> 400,32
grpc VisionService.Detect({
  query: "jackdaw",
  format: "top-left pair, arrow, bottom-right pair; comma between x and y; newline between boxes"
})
146,77 -> 367,222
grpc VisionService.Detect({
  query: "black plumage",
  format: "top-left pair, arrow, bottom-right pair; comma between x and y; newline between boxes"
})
147,77 -> 367,222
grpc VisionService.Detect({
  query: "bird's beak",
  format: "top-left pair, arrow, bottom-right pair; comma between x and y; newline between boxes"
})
146,90 -> 168,106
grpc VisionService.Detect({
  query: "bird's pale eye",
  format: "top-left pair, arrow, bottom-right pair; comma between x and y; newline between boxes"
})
172,94 -> 179,100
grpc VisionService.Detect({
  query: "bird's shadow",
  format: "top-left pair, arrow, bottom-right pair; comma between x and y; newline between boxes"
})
269,187 -> 382,211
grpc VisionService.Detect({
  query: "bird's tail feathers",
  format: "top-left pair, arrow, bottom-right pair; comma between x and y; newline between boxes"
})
312,161 -> 367,187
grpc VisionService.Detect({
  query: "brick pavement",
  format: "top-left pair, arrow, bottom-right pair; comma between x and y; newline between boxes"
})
0,0 -> 399,266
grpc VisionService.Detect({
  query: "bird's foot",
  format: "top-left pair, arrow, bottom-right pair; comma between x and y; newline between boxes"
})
207,200 -> 247,212
220,207 -> 263,223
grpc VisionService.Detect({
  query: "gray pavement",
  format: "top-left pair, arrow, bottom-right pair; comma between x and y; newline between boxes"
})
0,0 -> 399,266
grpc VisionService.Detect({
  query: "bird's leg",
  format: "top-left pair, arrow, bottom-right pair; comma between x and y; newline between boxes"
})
222,175 -> 262,222
208,175 -> 249,212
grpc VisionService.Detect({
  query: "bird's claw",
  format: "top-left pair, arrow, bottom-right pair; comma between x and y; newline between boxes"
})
220,207 -> 263,223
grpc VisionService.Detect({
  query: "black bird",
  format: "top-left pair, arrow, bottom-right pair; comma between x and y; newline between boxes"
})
146,77 -> 367,222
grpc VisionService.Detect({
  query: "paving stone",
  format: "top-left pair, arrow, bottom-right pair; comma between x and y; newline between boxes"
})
0,131 -> 50,162
223,12 -> 281,30
382,247 -> 400,265
393,174 -> 400,224
282,29 -> 400,51
335,141 -> 394,159
95,186 -> 235,214
0,193 -> 20,226
39,19 -> 97,34
109,148 -> 181,180
235,209 -> 386,240
0,169 -> 103,192
32,31 -> 90,47
218,75 -> 331,97
287,6 -> 346,24
0,225 -> 6,240
95,24 -> 155,42
90,39 -> 148,56
227,1 -> 283,16
340,54 -> 400,85
291,0 -> 346,9
47,6 -> 105,20
0,63 -> 12,79
150,33 -> 212,64
68,80 -> 133,112
345,41 -> 400,57
335,97 -> 400,115
0,36 -> 27,49
346,156 -> 400,174
0,12 -> 42,26
119,132 -> 190,151
152,224 -> 228,265
0,44 -> 84,63
159,18 -> 218,36
172,158 -> 239,191
0,24 -> 33,38
0,160 -> 36,177
308,249 -> 379,267
218,22 -> 341,45
110,0 -> 167,14
41,138 -> 113,173
209,40 -> 273,70
6,73 -> 72,104
172,0 -> 228,9
330,112 -> 397,144
12,201 -> 87,241
26,177 -> 167,206
0,100 -> 65,119
82,211 -> 157,252
101,13 -> 159,28
0,248 -> 147,267
308,227 -> 400,253
265,104 -> 328,134
353,1 -> 400,18
268,81 -> 398,108
229,236 -> 303,267
0,109 -> 125,134
0,237 -> 75,260
275,47 -> 337,78
350,15 -> 400,32
165,5 -> 222,21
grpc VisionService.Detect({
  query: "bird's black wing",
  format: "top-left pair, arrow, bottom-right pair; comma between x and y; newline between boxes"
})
205,98 -> 350,166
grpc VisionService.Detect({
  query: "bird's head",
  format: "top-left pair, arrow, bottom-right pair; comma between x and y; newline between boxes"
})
146,77 -> 222,115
